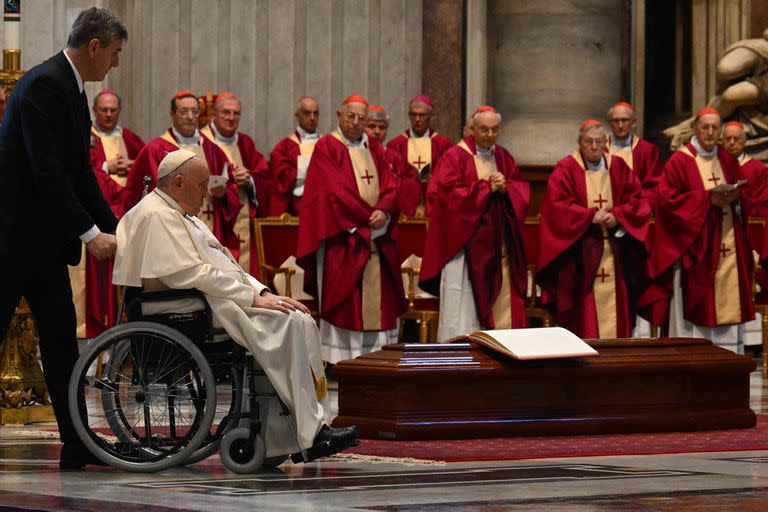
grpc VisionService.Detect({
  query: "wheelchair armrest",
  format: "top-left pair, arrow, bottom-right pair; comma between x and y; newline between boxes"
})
127,288 -> 212,324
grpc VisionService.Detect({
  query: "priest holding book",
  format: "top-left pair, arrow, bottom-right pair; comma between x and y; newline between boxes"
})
537,120 -> 651,339
420,106 -> 530,341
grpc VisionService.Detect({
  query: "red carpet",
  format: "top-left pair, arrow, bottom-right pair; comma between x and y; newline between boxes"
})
347,415 -> 768,462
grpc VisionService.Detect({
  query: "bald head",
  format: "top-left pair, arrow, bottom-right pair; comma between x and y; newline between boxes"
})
722,122 -> 747,159
212,94 -> 241,137
607,104 -> 636,140
295,96 -> 319,133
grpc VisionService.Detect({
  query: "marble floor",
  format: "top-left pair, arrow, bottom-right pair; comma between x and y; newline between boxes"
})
1,355 -> 767,511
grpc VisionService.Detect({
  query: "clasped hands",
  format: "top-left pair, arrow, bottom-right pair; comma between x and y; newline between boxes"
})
107,155 -> 134,176
252,290 -> 310,315
489,171 -> 506,193
592,209 -> 618,229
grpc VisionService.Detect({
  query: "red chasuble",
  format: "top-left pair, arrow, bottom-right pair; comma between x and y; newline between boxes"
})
608,135 -> 663,208
201,126 -> 271,277
296,134 -> 406,331
89,126 -> 145,187
384,147 -> 423,217
536,153 -> 651,338
419,137 -> 530,329
641,145 -> 754,327
269,131 -> 319,216
386,130 -> 454,216
122,130 -> 241,252
739,156 -> 768,217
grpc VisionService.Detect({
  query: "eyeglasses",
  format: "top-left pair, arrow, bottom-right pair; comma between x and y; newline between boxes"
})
582,138 -> 606,146
177,108 -> 199,117
343,112 -> 366,123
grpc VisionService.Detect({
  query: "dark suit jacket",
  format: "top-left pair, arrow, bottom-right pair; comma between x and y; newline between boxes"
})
0,51 -> 117,265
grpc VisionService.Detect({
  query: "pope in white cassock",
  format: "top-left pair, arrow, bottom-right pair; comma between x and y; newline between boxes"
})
112,150 -> 359,462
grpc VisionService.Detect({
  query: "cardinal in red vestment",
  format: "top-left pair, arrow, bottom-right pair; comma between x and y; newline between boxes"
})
89,89 -> 144,187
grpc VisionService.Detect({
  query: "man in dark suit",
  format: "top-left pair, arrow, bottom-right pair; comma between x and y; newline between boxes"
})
0,7 -> 127,470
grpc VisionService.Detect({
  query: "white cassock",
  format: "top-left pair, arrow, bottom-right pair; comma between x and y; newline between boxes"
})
113,189 -> 327,456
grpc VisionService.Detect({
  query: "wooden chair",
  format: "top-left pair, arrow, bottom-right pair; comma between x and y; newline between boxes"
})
746,217 -> 768,369
522,216 -> 553,327
252,214 -> 318,315
396,215 -> 439,343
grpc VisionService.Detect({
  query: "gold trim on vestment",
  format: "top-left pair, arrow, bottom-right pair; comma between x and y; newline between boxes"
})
607,134 -> 638,171
685,147 -> 742,324
68,244 -> 87,338
584,160 -> 618,338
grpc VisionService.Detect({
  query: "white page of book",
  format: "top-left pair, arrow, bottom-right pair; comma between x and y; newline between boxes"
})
477,327 -> 598,360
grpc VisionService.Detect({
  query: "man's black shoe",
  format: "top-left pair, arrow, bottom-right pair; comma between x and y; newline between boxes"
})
59,440 -> 109,470
291,425 -> 361,463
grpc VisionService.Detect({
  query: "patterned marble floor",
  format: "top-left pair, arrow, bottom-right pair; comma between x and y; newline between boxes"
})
0,355 -> 766,511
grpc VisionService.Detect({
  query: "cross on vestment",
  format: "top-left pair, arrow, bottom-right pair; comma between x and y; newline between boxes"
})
596,268 -> 611,283
708,173 -> 721,187
360,169 -> 375,185
202,205 -> 215,221
412,155 -> 427,168
593,194 -> 608,209
720,243 -> 731,258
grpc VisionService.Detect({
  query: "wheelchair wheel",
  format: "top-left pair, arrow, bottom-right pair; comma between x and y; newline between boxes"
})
184,363 -> 243,465
69,322 -> 217,472
220,426 -> 266,474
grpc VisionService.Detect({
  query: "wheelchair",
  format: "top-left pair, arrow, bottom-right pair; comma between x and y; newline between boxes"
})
68,288 -> 307,473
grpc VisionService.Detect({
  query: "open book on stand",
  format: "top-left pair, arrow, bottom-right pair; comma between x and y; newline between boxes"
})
463,327 -> 598,360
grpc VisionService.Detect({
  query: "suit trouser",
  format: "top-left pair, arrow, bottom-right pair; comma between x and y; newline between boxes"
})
0,255 -> 80,443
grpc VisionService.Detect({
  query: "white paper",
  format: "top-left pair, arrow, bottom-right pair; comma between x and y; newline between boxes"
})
476,327 -> 598,360
208,162 -> 229,188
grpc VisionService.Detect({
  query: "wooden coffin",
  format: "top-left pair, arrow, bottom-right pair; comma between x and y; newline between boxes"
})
332,338 -> 757,440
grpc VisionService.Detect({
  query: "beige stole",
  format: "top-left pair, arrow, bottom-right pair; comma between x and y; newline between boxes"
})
201,125 -> 252,272
608,134 -> 638,171
68,245 -> 88,338
458,140 -> 512,329
681,146 -> 742,324
407,132 -> 433,217
160,131 -> 216,233
331,131 -> 382,330
92,126 -> 129,186
574,151 -> 618,338
288,132 -> 320,158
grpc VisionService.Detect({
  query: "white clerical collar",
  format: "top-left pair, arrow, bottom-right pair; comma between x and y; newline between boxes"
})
611,133 -> 632,150
409,128 -> 431,138
62,49 -> 84,93
210,122 -> 237,145
172,127 -> 201,147
691,136 -> 717,158
297,126 -> 319,141
586,157 -> 606,171
477,144 -> 495,157
338,127 -> 366,148
95,125 -> 122,137
738,153 -> 746,162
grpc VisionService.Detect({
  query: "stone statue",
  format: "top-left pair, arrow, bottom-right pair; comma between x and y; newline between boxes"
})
665,29 -> 768,160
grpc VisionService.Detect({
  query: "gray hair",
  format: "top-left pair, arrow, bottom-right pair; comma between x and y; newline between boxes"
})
66,7 -> 128,48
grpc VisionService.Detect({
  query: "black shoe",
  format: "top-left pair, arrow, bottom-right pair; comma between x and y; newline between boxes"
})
59,440 -> 109,470
291,425 -> 361,463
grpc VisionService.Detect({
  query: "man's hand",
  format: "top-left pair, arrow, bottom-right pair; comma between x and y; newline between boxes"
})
252,291 -> 310,314
107,156 -> 131,177
593,210 -> 618,229
368,210 -> 388,230
711,189 -> 739,208
86,233 -> 117,261
233,165 -> 251,187
209,185 -> 227,198
490,172 -> 506,193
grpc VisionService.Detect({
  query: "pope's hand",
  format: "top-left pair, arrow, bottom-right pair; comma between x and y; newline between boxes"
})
252,291 -> 310,314
86,233 -> 117,261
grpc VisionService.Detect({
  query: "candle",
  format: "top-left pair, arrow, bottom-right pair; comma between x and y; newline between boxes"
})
4,1 -> 21,50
